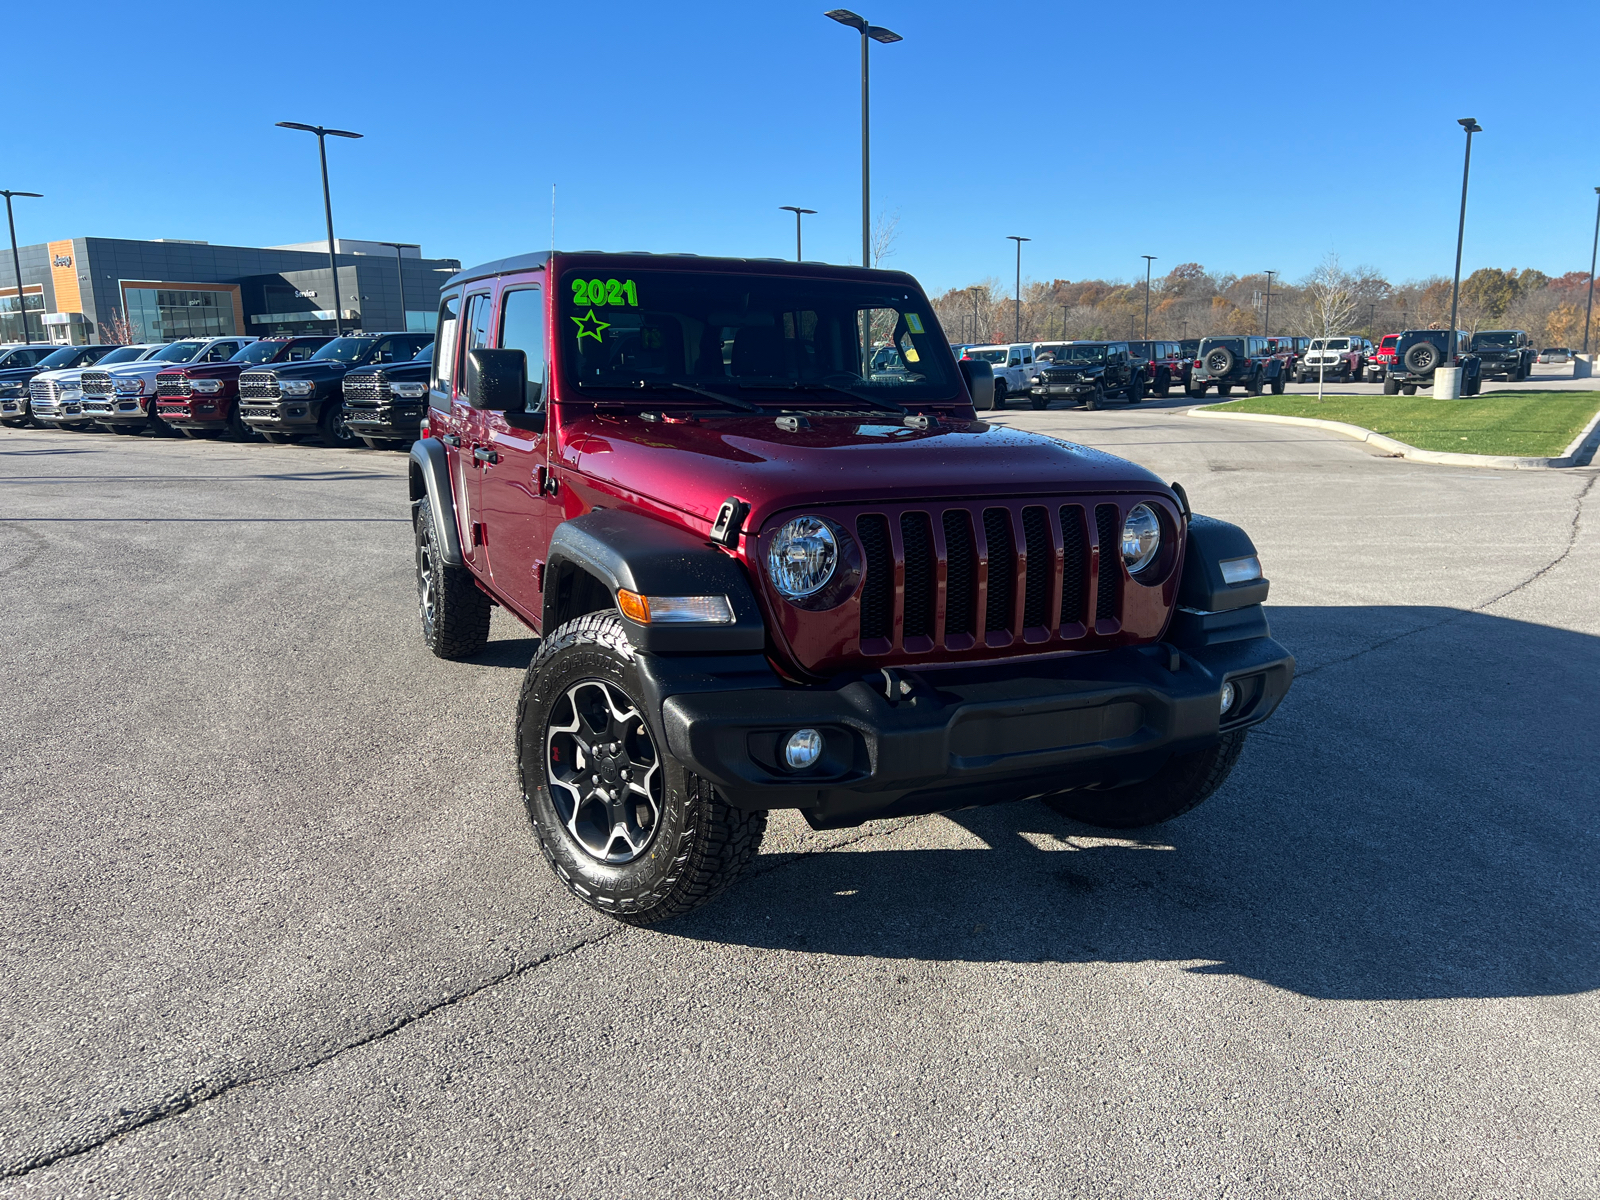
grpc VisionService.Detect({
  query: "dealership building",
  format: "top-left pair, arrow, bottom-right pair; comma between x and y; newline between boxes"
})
0,236 -> 460,345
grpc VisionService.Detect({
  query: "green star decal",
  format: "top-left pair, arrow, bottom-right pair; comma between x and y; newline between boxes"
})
571,308 -> 611,344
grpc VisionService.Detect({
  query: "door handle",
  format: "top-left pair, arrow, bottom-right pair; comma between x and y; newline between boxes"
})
440,433 -> 462,447
474,447 -> 500,465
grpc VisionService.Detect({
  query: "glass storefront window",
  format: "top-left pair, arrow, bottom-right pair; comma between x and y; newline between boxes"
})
123,287 -> 239,341
0,292 -> 46,342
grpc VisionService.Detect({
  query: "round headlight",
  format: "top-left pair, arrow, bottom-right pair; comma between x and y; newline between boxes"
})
1120,504 -> 1161,574
767,516 -> 838,599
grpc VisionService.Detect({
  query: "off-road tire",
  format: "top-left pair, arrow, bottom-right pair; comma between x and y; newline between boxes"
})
1204,347 -> 1235,377
1383,376 -> 1400,395
1186,382 -> 1205,399
1030,395 -> 1049,410
1127,377 -> 1146,403
1215,383 -> 1232,397
1402,384 -> 1417,395
1083,384 -> 1101,411
993,381 -> 1008,410
1270,374 -> 1286,394
0,417 -> 26,428
1465,373 -> 1482,395
517,610 -> 767,924
1045,730 -> 1246,829
1155,371 -> 1170,398
1403,342 -> 1439,373
1246,371 -> 1263,396
415,502 -> 491,660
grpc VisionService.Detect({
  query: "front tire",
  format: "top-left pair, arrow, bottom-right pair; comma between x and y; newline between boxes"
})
415,501 -> 491,660
517,611 -> 767,924
320,401 -> 354,447
1045,730 -> 1246,829
992,381 -> 1008,410
1030,395 -> 1049,411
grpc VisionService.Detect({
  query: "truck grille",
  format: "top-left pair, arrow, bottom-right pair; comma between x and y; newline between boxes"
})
156,374 -> 192,398
238,372 -> 280,399
342,373 -> 387,404
29,379 -> 62,405
81,371 -> 114,396
765,495 -> 1180,674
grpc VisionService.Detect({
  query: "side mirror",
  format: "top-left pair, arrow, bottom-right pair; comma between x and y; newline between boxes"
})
959,357 -> 995,411
466,348 -> 527,411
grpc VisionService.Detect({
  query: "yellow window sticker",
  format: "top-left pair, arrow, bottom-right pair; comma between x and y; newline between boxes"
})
905,313 -> 925,334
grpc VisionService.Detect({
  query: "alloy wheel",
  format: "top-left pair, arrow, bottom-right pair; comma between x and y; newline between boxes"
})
545,680 -> 663,864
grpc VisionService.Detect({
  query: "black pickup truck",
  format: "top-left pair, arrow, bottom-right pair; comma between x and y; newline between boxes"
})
340,340 -> 433,449
1469,330 -> 1535,382
237,332 -> 435,444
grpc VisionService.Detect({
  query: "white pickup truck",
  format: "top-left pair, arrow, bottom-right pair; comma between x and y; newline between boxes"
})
959,343 -> 1037,409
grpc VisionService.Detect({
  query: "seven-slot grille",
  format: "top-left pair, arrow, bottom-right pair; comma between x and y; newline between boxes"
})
156,374 -> 192,398
80,371 -> 113,396
238,372 -> 280,399
342,373 -> 387,404
840,498 -> 1147,658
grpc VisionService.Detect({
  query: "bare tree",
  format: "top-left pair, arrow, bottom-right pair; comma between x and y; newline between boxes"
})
1297,254 -> 1362,338
98,308 -> 137,345
870,209 -> 900,269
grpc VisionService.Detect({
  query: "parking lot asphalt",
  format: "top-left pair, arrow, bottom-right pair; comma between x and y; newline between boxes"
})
2,414 -> 1596,1198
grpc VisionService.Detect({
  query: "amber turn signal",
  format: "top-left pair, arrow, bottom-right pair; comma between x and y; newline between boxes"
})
616,590 -> 734,625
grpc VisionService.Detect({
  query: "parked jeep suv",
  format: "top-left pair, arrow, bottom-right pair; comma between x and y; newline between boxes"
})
407,251 -> 1293,923
1125,341 -> 1189,397
1365,333 -> 1399,382
156,336 -> 332,439
1297,336 -> 1371,384
1028,341 -> 1146,409
1187,335 -> 1287,397
239,332 -> 434,444
341,341 -> 433,449
0,344 -> 119,426
83,337 -> 256,434
1383,330 -> 1481,395
1469,330 -> 1535,382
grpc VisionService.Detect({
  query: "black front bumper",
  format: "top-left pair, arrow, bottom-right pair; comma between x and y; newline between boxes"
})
239,399 -> 320,430
343,404 -> 423,438
640,612 -> 1293,827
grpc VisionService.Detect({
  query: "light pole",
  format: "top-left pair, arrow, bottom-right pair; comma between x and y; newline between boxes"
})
1262,270 -> 1277,337
276,121 -> 363,336
1584,186 -> 1599,356
377,242 -> 418,331
779,206 -> 816,262
825,10 -> 902,268
1007,235 -> 1030,341
967,286 -> 983,344
1141,256 -> 1156,338
1,190 -> 42,342
1447,117 -> 1482,361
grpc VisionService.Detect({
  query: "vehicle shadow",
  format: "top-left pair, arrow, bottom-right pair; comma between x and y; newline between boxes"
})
477,636 -> 542,670
663,606 -> 1600,1002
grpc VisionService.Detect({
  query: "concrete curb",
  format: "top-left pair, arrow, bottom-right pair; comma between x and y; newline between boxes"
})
1188,403 -> 1600,470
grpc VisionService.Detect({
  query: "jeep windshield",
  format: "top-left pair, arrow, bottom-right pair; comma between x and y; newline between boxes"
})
559,269 -> 958,404
1308,338 -> 1350,351
1045,345 -> 1110,363
1471,332 -> 1519,348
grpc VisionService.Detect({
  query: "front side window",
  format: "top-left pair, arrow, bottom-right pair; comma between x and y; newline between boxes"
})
499,286 -> 546,410
199,341 -> 240,362
556,268 -> 958,404
430,293 -> 461,407
234,341 -> 283,364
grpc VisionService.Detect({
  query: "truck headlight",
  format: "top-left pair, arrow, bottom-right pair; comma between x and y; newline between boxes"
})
190,378 -> 224,394
113,378 -> 145,395
768,515 -> 838,599
1120,504 -> 1161,573
390,381 -> 427,399
280,380 -> 316,397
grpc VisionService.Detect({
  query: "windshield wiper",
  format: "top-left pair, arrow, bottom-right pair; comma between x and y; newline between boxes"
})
769,381 -> 908,415
578,379 -> 765,413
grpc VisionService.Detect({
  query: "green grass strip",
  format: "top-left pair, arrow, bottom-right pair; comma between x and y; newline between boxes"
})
1206,392 -> 1600,457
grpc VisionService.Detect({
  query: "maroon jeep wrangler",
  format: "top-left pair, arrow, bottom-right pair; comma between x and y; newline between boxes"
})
410,251 -> 1293,923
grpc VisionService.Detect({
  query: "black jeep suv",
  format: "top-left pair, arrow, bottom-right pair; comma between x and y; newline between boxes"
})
1028,341 -> 1146,410
1187,335 -> 1287,397
1383,330 -> 1481,395
1469,330 -> 1535,382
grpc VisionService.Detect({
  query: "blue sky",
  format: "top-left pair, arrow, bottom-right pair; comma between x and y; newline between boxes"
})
5,0 -> 1597,294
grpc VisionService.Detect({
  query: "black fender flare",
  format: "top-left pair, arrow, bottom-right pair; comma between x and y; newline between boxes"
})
408,437 -> 463,567
1167,514 -> 1275,651
544,509 -> 767,653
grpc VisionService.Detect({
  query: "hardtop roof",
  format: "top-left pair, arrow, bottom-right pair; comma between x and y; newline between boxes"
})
444,250 -> 918,290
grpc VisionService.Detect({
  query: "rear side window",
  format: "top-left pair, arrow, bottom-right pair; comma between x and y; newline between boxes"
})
430,292 -> 461,409
498,286 -> 546,411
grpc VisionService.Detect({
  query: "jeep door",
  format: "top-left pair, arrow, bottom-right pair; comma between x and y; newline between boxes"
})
428,288 -> 483,573
480,278 -> 557,625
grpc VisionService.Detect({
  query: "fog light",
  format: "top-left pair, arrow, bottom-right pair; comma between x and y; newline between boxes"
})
784,728 -> 824,770
1220,681 -> 1236,715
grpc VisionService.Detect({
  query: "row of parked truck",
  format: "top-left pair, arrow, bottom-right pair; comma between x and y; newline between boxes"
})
0,332 -> 435,448
949,327 -> 1547,409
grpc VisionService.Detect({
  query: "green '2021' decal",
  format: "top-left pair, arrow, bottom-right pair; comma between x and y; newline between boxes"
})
570,278 -> 639,308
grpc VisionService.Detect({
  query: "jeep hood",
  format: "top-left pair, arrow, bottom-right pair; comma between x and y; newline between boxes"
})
563,411 -> 1170,533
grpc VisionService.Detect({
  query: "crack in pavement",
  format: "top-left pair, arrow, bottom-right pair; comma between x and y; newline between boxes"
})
1293,474 -> 1594,682
1,811 -> 936,1180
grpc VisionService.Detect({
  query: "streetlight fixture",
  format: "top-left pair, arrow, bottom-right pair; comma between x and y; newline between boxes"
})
1141,256 -> 1157,338
276,121 -> 363,336
0,190 -> 42,342
1584,186 -> 1599,357
1262,270 -> 1277,337
779,206 -> 817,262
1007,235 -> 1030,341
824,10 -> 902,268
377,242 -> 419,331
1446,117 -> 1482,362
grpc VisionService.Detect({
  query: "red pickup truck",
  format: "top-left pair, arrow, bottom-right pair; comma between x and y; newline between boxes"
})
407,251 -> 1293,922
